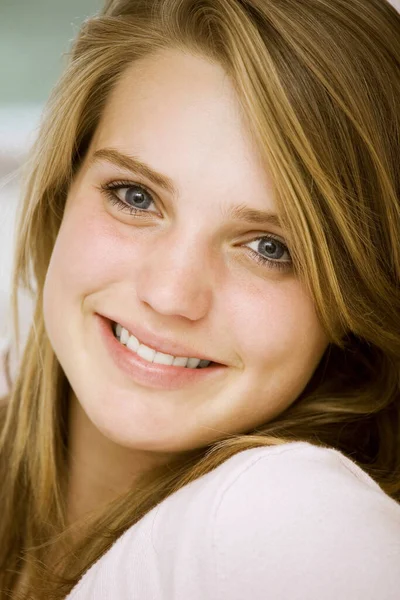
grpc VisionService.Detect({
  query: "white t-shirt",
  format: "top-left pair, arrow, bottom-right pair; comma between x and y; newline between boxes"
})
65,441 -> 400,599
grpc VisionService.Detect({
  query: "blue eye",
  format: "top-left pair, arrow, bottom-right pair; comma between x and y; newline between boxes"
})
99,181 -> 292,273
245,236 -> 292,272
123,185 -> 154,210
100,181 -> 158,215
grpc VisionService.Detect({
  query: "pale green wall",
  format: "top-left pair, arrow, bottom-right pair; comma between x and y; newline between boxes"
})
0,0 -> 102,105
2,0 -> 399,106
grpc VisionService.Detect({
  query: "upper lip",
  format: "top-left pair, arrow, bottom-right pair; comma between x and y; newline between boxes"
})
99,313 -> 223,364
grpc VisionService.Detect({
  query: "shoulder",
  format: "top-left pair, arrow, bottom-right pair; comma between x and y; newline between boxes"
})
208,442 -> 400,599
153,439 -> 400,538
66,442 -> 400,600
159,440 -> 397,521
209,439 -> 395,512
153,441 -> 400,599
207,439 -> 400,532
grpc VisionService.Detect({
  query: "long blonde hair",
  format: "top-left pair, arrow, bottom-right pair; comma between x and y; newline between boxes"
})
1,0 -> 399,597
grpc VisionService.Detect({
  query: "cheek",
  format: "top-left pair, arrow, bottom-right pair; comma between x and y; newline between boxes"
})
44,203 -> 142,302
42,202 -> 141,350
226,277 -> 326,372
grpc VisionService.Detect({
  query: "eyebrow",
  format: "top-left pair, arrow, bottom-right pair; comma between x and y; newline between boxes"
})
90,147 -> 283,229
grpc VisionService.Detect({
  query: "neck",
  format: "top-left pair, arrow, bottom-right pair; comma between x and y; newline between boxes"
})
66,390 -> 171,526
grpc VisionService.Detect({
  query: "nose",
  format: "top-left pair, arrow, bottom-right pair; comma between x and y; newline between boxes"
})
135,229 -> 214,321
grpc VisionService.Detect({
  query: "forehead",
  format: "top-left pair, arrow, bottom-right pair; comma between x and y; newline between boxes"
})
89,48 -> 276,213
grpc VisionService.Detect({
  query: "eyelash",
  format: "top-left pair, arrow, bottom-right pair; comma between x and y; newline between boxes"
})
99,180 -> 292,273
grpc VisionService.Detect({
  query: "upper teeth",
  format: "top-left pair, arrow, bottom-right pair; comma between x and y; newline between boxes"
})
114,323 -> 211,369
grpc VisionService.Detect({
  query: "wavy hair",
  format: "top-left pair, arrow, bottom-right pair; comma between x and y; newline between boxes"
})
1,0 -> 399,597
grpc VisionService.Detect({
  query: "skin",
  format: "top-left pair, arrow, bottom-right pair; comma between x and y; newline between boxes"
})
43,48 -> 329,524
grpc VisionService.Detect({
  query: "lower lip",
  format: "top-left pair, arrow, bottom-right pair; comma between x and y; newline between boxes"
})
95,314 -> 226,390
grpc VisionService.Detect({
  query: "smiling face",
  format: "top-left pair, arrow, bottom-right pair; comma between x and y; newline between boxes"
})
43,48 -> 329,453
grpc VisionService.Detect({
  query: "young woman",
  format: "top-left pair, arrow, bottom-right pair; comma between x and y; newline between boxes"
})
1,0 -> 400,598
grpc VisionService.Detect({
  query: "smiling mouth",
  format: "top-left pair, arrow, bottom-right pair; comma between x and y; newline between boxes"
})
110,320 -> 218,369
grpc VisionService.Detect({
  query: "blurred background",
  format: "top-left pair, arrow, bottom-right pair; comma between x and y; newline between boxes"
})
0,0 -> 399,390
0,0 -> 101,282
